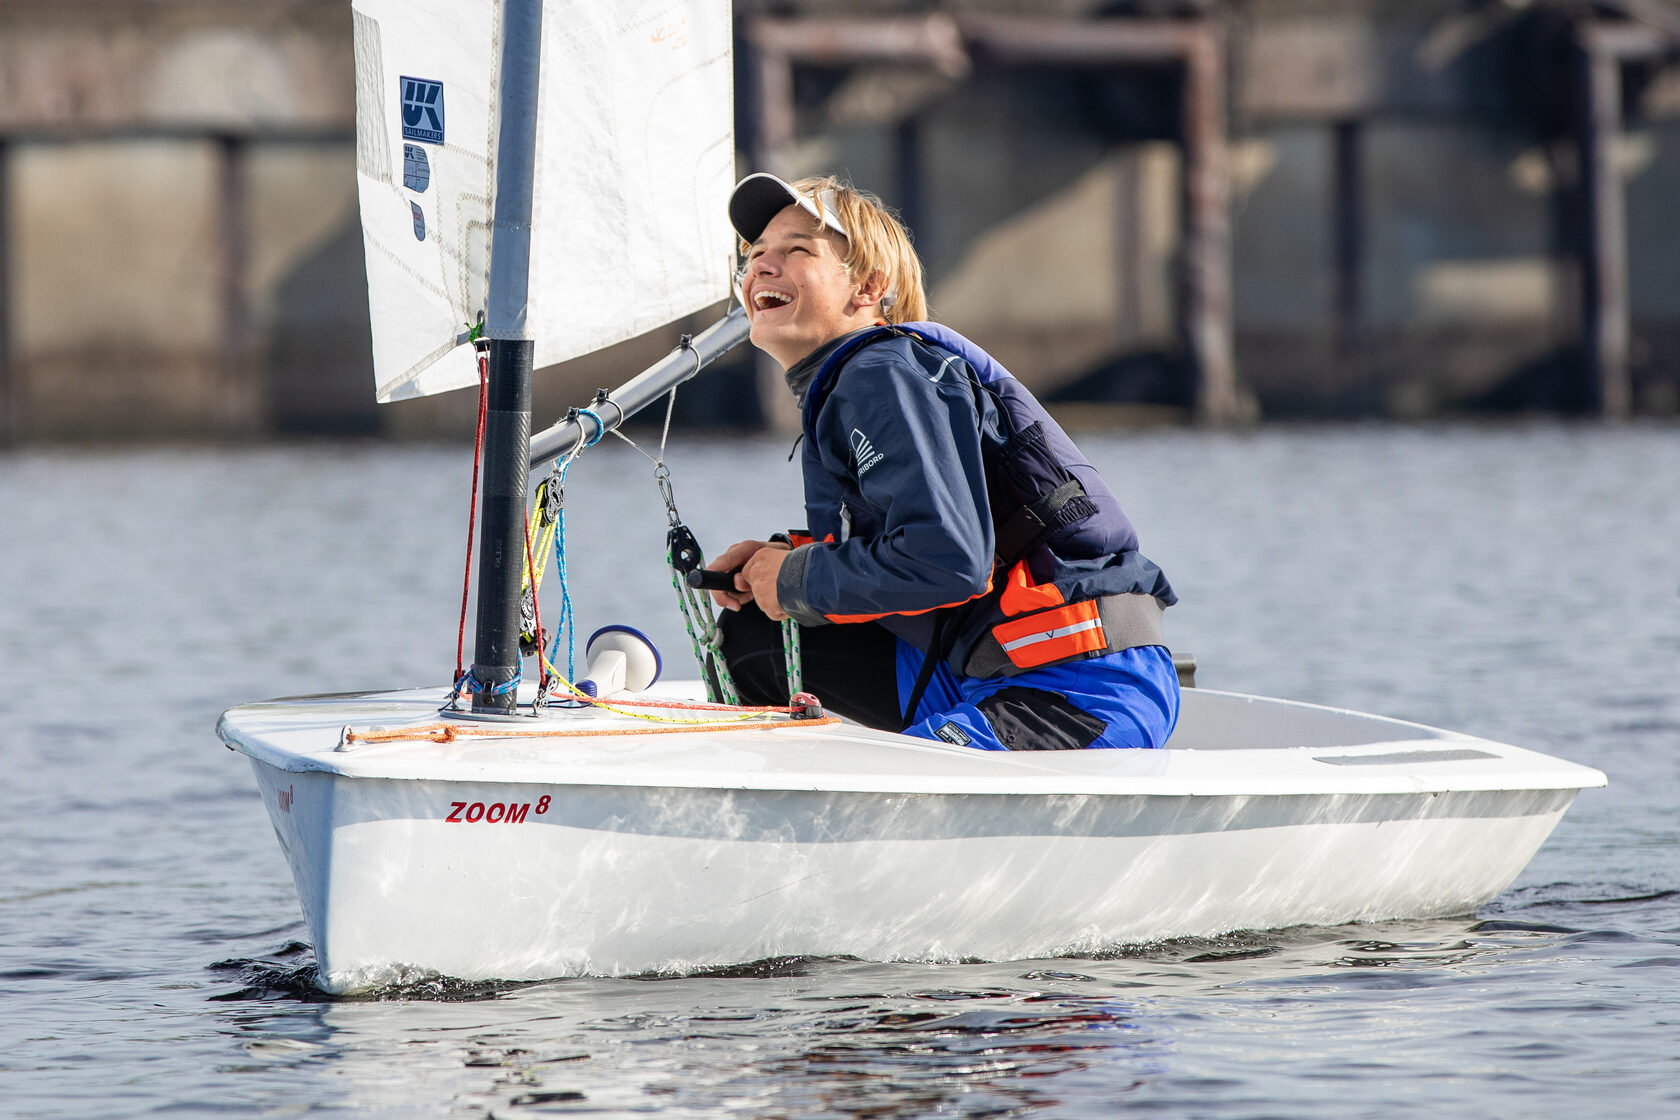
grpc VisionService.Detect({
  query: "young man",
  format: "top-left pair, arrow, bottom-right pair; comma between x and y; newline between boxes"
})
706,173 -> 1179,751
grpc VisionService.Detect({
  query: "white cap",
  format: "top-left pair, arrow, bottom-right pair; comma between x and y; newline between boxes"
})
728,173 -> 848,243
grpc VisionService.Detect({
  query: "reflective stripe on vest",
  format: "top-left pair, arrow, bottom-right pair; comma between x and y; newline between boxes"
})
991,600 -> 1106,670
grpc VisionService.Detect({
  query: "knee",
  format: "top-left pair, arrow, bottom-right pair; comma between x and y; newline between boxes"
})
718,604 -> 787,705
719,602 -> 780,660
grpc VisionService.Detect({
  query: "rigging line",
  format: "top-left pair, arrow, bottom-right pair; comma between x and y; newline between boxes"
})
520,469 -> 562,675
575,407 -> 606,450
522,479 -> 560,597
342,714 -> 842,745
538,667 -> 782,725
547,692 -> 798,714
660,380 -> 680,457
535,646 -> 781,726
521,511 -> 547,697
542,407 -> 603,683
454,348 -> 492,691
545,453 -> 581,682
607,385 -> 681,464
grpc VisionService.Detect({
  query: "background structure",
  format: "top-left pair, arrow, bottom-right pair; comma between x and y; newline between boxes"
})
3,0 -> 1678,442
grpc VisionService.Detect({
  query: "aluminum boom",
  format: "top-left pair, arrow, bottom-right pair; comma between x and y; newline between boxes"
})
528,305 -> 751,468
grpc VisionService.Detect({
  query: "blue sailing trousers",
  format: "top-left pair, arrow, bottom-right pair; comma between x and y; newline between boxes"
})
895,642 -> 1181,751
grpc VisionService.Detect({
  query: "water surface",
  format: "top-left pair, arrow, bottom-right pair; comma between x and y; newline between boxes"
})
1,422 -> 1674,1117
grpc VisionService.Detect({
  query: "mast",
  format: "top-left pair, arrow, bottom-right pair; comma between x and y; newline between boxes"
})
470,0 -> 543,715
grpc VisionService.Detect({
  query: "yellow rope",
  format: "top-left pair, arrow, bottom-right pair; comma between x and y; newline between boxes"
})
520,475 -> 788,728
521,491 -> 559,598
535,651 -> 782,725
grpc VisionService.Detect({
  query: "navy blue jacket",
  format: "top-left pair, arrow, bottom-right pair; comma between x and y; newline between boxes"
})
775,323 -> 1174,676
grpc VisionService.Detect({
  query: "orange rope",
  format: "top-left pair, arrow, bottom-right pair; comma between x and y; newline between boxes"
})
345,715 -> 841,745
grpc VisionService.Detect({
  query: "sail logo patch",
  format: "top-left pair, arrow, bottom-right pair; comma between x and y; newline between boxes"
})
411,201 -> 426,240
400,76 -> 445,144
851,428 -> 884,476
403,144 -> 431,192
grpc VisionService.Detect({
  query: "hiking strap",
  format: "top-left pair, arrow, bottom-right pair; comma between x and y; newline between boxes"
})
900,611 -> 949,731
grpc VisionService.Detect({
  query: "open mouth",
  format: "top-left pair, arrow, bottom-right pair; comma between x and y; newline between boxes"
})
751,289 -> 793,314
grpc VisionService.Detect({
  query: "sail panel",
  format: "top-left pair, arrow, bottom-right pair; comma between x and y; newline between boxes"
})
528,2 -> 736,370
353,0 -> 735,403
353,0 -> 498,403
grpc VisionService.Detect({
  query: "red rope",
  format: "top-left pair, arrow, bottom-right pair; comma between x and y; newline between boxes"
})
455,351 -> 491,683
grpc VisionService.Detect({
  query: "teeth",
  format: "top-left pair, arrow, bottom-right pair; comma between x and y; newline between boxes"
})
753,290 -> 792,310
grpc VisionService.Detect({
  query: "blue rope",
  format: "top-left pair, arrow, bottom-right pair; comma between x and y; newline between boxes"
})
543,409 -> 603,683
576,407 -> 606,449
549,502 -> 577,682
453,669 -> 519,698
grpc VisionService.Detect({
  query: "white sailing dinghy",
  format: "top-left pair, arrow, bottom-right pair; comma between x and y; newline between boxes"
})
218,0 -> 1605,994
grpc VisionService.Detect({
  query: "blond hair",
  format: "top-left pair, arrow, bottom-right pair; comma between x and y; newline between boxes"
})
757,175 -> 929,324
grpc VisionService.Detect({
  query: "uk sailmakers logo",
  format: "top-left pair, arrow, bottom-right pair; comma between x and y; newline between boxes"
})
400,77 -> 445,144
851,428 -> 885,476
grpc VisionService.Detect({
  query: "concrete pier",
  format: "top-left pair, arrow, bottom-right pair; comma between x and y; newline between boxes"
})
2,0 -> 1678,442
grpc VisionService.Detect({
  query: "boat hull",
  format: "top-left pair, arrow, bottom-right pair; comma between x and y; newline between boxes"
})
245,756 -> 1580,993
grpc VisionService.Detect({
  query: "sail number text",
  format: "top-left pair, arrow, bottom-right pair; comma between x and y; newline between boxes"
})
445,795 -> 551,824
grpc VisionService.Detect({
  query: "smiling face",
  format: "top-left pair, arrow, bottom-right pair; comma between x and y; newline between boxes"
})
742,205 -> 885,370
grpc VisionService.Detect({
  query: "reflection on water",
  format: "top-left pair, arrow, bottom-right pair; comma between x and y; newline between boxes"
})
1,424 -> 1677,1117
199,904 -> 1674,1119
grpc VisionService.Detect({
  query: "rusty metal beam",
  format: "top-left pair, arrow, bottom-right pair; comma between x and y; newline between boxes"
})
0,3 -> 354,138
956,14 -> 1200,65
1587,20 -> 1673,59
743,14 -> 1246,424
745,14 -> 970,78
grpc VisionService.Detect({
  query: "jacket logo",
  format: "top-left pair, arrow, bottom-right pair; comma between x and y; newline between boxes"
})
850,428 -> 885,476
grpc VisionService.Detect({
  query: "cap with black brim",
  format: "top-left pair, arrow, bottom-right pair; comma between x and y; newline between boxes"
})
728,173 -> 848,244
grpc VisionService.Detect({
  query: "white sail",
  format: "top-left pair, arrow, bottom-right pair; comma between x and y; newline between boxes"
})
352,0 -> 736,403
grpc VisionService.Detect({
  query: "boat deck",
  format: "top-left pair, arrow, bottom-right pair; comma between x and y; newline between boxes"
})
218,685 -> 1606,799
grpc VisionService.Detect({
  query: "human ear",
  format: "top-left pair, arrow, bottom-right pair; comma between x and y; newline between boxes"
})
852,270 -> 889,312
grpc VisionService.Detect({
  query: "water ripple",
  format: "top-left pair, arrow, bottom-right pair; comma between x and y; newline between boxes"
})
4,432 -> 1678,1118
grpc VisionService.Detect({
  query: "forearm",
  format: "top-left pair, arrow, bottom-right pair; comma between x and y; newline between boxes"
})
778,530 -> 992,626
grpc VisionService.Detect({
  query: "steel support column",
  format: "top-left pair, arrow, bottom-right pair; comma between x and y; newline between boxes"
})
1179,25 -> 1243,424
0,138 -> 11,446
1331,119 -> 1365,400
215,134 -> 256,435
1575,23 -> 1642,418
